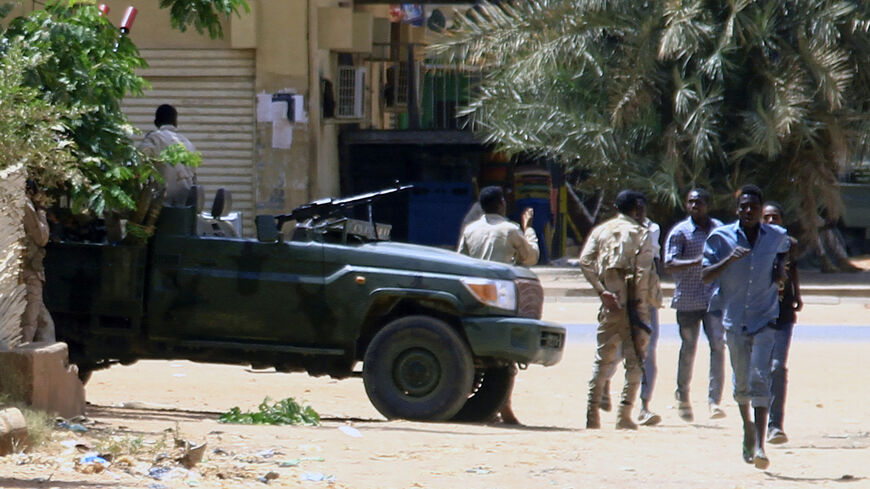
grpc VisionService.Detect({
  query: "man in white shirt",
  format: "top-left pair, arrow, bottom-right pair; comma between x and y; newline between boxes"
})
458,187 -> 538,266
139,104 -> 197,205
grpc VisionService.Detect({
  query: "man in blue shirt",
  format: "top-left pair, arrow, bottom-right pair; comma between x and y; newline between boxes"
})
703,185 -> 789,470
664,188 -> 725,422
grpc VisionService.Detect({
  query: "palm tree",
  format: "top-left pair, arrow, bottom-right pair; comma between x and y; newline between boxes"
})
430,0 -> 870,246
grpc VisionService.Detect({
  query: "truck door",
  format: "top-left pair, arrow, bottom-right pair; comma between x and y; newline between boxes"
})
146,236 -> 328,346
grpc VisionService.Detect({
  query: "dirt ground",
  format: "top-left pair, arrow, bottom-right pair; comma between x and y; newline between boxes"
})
2,299 -> 869,489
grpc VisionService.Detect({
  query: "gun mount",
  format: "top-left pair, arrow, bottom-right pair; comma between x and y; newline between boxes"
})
271,183 -> 413,241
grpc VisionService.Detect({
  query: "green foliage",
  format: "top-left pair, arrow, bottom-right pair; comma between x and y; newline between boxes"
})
219,397 -> 321,426
159,0 -> 250,39
432,0 -> 870,237
159,143 -> 203,170
2,1 -> 150,214
0,44 -> 79,191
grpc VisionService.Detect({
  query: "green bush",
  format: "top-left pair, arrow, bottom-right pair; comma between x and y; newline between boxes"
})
219,397 -> 320,426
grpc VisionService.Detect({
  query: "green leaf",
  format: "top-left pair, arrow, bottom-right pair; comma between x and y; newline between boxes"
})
218,397 -> 321,426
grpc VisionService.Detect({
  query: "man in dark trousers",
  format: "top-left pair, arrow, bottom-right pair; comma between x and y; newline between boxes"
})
762,201 -> 802,445
702,185 -> 789,469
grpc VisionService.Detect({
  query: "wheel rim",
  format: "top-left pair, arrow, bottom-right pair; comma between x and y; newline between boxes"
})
392,347 -> 441,397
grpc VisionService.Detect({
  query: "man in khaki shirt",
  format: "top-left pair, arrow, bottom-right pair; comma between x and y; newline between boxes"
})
579,190 -> 655,430
458,187 -> 539,266
458,186 -> 539,424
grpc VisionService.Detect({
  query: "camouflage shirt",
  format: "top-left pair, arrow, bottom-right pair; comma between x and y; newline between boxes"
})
579,213 -> 655,310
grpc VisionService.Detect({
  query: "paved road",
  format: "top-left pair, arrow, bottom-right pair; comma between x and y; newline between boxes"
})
562,323 -> 870,343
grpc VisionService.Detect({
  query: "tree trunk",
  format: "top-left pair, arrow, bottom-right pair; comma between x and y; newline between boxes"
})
564,184 -> 601,242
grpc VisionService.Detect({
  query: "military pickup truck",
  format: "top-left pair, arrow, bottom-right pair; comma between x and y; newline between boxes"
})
44,186 -> 565,422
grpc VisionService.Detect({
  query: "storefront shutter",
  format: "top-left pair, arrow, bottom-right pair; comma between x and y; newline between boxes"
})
123,49 -> 256,236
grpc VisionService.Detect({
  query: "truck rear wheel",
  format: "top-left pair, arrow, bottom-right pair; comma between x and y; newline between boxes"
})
363,316 -> 473,421
451,365 -> 515,423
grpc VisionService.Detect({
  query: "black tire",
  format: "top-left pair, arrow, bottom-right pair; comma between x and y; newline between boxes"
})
363,316 -> 474,421
451,365 -> 515,423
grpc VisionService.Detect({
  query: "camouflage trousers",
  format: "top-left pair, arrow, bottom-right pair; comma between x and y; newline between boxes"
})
20,271 -> 55,344
587,305 -> 650,413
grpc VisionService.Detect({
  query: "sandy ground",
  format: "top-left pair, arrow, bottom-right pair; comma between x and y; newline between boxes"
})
2,299 -> 869,489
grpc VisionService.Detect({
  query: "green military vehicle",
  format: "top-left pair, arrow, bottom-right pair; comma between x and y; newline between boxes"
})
44,185 -> 565,422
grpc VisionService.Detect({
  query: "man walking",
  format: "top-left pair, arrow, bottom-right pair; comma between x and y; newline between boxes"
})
762,202 -> 802,445
637,211 -> 664,425
458,186 -> 538,423
702,185 -> 789,469
580,190 -> 655,430
599,208 -> 664,426
664,188 -> 726,421
140,104 -> 197,205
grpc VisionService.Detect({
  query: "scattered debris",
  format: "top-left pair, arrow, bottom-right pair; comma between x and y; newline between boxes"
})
148,465 -> 191,481
117,401 -> 177,410
300,472 -> 335,482
75,453 -> 110,474
279,456 -> 324,467
338,425 -> 362,438
256,448 -> 279,459
178,441 -> 207,469
55,419 -> 88,433
258,471 -> 280,483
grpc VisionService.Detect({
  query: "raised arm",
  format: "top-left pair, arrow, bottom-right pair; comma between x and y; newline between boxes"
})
511,225 -> 540,266
701,234 -> 749,283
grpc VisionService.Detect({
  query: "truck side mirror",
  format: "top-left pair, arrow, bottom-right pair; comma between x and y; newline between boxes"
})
255,215 -> 279,242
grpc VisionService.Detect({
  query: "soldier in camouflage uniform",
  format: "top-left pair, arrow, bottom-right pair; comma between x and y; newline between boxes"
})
579,190 -> 655,430
20,182 -> 55,344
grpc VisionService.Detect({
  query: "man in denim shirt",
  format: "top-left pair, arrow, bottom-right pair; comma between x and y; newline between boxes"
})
664,188 -> 725,422
702,185 -> 789,470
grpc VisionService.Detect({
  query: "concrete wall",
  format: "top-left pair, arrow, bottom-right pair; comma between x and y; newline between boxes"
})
0,164 -> 26,349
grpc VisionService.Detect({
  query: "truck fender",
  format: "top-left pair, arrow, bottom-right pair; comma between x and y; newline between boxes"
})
368,288 -> 462,312
356,289 -> 464,357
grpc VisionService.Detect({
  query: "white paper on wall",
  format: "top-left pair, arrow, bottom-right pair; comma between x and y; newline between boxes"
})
272,117 -> 293,149
256,92 -> 273,122
269,100 -> 288,123
293,94 -> 308,123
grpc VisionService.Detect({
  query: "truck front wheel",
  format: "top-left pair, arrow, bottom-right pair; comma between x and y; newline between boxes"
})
363,316 -> 473,421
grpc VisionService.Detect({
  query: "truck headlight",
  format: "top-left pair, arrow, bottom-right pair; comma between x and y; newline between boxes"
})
461,278 -> 516,311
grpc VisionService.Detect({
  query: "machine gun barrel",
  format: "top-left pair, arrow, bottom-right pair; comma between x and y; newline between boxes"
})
275,183 -> 413,229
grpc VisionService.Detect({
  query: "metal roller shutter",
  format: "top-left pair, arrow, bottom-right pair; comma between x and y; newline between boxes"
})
123,49 -> 256,236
